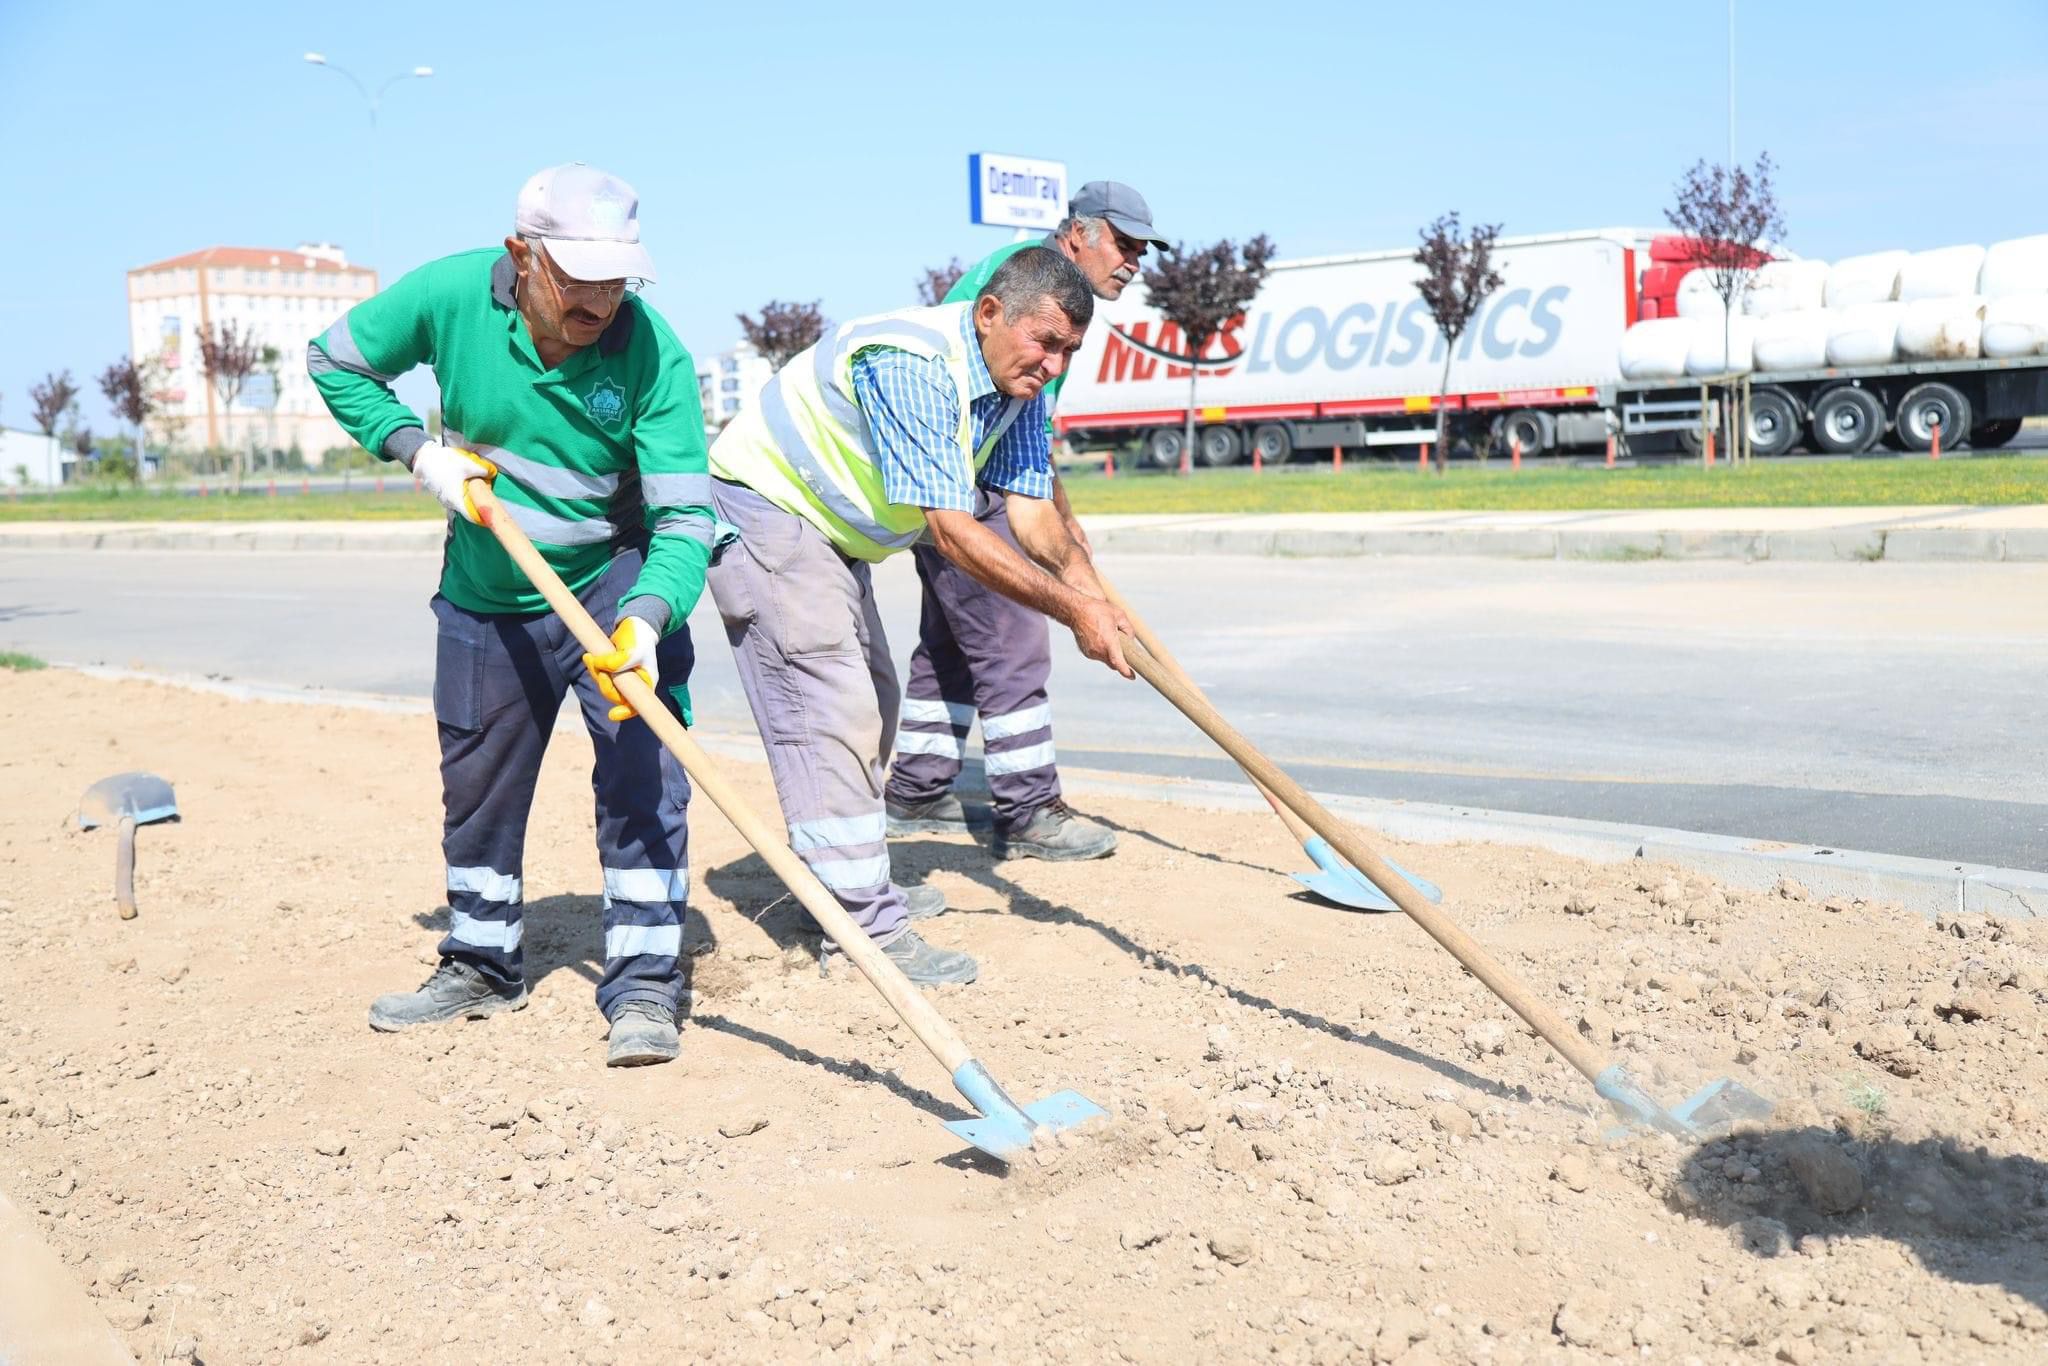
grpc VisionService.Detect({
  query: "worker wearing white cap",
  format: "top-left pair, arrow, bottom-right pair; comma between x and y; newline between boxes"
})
309,163 -> 715,1067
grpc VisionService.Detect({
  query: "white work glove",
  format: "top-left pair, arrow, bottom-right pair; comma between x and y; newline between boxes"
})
583,616 -> 659,722
412,441 -> 499,525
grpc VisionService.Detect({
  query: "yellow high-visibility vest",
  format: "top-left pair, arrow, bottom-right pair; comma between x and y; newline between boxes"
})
709,303 -> 1023,562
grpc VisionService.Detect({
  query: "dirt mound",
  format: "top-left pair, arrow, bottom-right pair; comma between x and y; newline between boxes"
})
1,673 -> 2044,1363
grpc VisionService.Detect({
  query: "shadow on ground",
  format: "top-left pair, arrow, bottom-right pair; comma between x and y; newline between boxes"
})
707,834 -> 1525,1103
1675,1124 -> 2048,1314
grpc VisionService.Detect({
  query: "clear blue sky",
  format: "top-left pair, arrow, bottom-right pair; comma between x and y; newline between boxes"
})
4,0 -> 2044,430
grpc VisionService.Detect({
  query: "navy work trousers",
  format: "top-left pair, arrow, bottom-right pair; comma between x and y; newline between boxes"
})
885,489 -> 1060,834
430,549 -> 695,1018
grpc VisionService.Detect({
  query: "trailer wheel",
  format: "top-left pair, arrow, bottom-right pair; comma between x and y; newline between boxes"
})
1195,425 -> 1243,467
1249,423 -> 1293,465
1498,409 -> 1553,457
1969,417 -> 2022,449
1809,386 -> 1886,455
1142,427 -> 1185,470
1745,387 -> 1802,458
1893,382 -> 1971,453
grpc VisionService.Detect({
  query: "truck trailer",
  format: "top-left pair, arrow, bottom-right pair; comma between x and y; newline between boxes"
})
1053,228 -> 2048,462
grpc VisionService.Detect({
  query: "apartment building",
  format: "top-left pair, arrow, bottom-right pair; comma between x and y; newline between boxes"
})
127,243 -> 377,461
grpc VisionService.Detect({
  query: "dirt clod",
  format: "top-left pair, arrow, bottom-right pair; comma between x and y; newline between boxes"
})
1784,1137 -> 1865,1215
1207,1228 -> 1254,1265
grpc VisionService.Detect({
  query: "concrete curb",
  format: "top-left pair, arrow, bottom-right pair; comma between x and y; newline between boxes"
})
1054,773 -> 2045,921
65,666 -> 2045,921
1087,523 -> 2036,563
0,524 -> 445,553
8,514 -> 2048,562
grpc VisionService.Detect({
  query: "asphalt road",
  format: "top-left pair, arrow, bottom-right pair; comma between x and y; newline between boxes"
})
4,548 -> 2043,870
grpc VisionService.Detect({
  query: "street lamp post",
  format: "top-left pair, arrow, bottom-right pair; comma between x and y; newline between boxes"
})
302,53 -> 433,280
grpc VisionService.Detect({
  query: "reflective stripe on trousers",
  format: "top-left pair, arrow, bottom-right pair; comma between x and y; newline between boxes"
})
705,480 -> 910,943
884,488 -> 1060,832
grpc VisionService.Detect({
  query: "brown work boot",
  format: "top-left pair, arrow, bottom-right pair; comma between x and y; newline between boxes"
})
993,800 -> 1117,862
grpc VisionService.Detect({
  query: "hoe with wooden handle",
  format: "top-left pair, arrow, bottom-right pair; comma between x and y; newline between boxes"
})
1118,631 -> 1772,1139
470,481 -> 1103,1162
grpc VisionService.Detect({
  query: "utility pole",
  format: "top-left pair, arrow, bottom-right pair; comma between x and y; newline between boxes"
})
303,53 -> 434,279
1727,0 -> 1737,168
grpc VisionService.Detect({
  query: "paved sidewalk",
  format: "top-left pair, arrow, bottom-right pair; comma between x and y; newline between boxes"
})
3,503 -> 2046,560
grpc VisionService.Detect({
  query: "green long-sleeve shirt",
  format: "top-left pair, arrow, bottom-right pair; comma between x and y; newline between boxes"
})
308,248 -> 713,633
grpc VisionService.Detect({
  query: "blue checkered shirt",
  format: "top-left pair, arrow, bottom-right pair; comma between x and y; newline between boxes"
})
847,308 -> 1053,511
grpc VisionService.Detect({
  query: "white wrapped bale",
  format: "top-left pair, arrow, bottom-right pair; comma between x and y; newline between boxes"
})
1750,311 -> 1830,371
1896,297 -> 1985,360
1617,317 -> 1696,380
1978,235 -> 2048,297
1898,295 -> 1989,362
1826,303 -> 1905,367
1897,245 -> 1987,302
1825,251 -> 1906,307
1981,292 -> 2048,357
1686,316 -> 1755,377
1744,260 -> 1829,317
1675,269 -> 1732,319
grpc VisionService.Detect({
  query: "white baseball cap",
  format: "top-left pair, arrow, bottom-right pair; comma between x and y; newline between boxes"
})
515,163 -> 657,284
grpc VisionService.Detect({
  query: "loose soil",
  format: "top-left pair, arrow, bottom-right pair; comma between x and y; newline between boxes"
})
2,673 -> 2044,1364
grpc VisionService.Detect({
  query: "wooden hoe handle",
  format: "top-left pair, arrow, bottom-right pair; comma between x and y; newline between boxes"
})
1116,630 -> 1610,1085
1094,576 -> 1319,849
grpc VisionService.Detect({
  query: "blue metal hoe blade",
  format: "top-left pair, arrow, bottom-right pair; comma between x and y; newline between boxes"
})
1595,1064 -> 1774,1140
942,1060 -> 1107,1162
1670,1077 -> 1775,1132
1291,837 -> 1442,911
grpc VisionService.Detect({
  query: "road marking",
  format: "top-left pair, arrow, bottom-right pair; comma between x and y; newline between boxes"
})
117,590 -> 311,602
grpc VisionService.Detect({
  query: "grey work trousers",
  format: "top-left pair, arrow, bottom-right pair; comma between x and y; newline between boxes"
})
705,480 -> 908,944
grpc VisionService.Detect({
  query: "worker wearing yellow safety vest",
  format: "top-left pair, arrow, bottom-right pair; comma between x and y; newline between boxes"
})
699,247 -> 1133,984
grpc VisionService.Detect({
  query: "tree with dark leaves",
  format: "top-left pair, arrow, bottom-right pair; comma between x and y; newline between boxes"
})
738,300 -> 829,371
1144,235 -> 1276,474
29,371 -> 79,436
199,321 -> 277,489
1414,214 -> 1504,474
917,260 -> 966,307
1666,153 -> 1784,463
99,356 -> 159,483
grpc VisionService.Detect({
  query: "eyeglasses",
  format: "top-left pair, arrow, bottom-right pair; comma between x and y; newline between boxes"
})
528,240 -> 644,300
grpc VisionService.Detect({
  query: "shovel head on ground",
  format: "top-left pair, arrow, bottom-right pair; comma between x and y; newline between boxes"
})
941,1062 -> 1109,1162
1292,837 -> 1443,911
76,772 -> 178,920
1596,1064 -> 1775,1140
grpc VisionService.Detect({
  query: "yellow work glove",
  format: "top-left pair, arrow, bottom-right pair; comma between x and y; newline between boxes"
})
583,616 -> 659,723
412,441 -> 500,525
